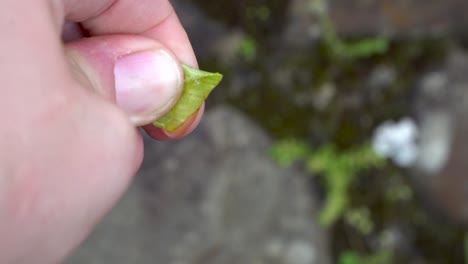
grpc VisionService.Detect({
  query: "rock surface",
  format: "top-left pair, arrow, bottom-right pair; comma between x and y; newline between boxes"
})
66,106 -> 330,264
330,0 -> 468,37
284,0 -> 468,40
412,48 -> 468,225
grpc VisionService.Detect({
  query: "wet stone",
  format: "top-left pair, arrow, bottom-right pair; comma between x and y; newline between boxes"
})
66,106 -> 330,264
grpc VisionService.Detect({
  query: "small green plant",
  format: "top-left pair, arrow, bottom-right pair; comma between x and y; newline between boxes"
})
311,0 -> 389,60
269,138 -> 309,167
338,250 -> 393,264
345,207 -> 374,235
270,139 -> 385,226
246,5 -> 271,22
238,35 -> 257,62
321,16 -> 389,59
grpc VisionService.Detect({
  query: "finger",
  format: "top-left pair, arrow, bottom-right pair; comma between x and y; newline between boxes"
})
61,22 -> 85,42
63,0 -> 197,67
65,35 -> 184,126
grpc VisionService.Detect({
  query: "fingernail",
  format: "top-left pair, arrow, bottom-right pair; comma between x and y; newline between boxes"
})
114,49 -> 182,125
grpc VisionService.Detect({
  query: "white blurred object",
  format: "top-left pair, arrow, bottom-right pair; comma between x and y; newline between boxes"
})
372,118 -> 419,167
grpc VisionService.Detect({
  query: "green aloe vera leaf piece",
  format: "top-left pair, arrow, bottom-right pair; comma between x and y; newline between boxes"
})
152,64 -> 223,132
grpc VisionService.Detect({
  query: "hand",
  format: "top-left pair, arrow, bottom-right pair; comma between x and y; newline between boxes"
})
0,0 -> 201,263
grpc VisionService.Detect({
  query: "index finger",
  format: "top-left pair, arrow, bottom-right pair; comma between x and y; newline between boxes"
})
64,0 -> 197,67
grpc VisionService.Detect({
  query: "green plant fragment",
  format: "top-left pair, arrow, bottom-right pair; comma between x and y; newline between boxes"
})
153,64 -> 223,132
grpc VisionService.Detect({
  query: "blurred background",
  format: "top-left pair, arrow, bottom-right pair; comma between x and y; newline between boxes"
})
68,0 -> 468,263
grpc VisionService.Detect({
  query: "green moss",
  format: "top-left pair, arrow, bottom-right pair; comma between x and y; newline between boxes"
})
270,140 -> 385,226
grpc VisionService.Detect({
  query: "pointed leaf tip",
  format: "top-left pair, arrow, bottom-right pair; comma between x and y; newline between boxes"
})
152,64 -> 223,132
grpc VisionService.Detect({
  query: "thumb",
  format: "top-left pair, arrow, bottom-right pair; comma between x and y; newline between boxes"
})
65,35 -> 184,126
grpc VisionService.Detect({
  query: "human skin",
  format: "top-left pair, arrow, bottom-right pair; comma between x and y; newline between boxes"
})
0,0 -> 201,263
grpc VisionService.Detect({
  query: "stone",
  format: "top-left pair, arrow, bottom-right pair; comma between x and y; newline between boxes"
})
411,48 -> 468,225
66,106 -> 330,264
329,0 -> 468,37
368,65 -> 396,91
284,0 -> 468,41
